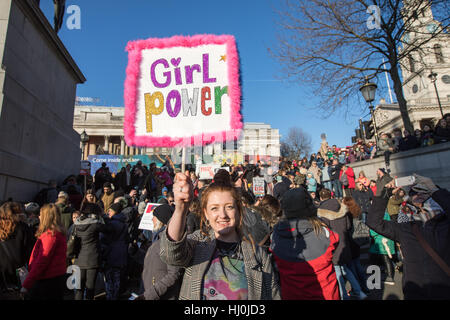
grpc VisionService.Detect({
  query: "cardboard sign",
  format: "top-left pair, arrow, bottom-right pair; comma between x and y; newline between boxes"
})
80,160 -> 91,176
252,177 -> 265,197
198,164 -> 230,180
138,203 -> 161,231
124,35 -> 242,148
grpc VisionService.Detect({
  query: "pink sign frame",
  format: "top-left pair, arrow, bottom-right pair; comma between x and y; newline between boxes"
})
123,34 -> 242,148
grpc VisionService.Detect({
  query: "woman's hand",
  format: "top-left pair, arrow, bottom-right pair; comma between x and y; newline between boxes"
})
167,173 -> 194,242
173,172 -> 194,213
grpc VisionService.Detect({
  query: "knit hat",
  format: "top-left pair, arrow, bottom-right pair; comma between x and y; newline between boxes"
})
109,202 -> 123,214
281,188 -> 317,219
103,182 -> 112,188
153,204 -> 174,225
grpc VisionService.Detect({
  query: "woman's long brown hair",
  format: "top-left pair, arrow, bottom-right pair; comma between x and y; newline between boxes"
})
342,197 -> 362,219
35,203 -> 66,238
0,203 -> 20,241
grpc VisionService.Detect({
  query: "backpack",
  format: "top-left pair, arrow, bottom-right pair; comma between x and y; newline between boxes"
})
340,172 -> 349,187
34,188 -> 49,207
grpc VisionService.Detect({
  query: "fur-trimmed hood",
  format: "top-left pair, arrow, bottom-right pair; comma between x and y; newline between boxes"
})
317,199 -> 348,221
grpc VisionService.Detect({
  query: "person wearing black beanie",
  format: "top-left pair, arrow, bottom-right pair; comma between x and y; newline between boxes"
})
270,188 -> 340,300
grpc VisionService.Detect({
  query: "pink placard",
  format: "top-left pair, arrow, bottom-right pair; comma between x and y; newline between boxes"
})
124,34 -> 242,148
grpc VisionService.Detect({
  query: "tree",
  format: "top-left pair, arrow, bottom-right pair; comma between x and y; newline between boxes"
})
270,0 -> 450,134
281,127 -> 312,160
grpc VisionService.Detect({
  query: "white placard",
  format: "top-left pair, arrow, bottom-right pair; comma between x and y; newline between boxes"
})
252,177 -> 265,197
138,203 -> 161,231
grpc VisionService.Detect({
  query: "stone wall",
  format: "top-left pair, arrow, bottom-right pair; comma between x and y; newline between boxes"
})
0,0 -> 85,202
349,142 -> 450,190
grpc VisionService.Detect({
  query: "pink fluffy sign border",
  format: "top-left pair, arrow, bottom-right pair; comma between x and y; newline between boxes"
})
123,34 -> 242,148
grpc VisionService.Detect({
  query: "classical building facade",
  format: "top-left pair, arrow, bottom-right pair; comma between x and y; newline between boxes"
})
373,2 -> 450,134
73,106 -> 281,163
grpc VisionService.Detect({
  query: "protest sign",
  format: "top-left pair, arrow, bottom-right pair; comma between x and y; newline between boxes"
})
124,34 -> 242,148
252,177 -> 265,197
198,164 -> 224,180
138,203 -> 161,231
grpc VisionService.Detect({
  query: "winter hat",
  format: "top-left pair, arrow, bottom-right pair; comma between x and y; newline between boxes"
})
378,168 -> 387,175
109,202 -> 123,214
162,187 -> 168,194
103,182 -> 112,188
281,188 -> 317,219
153,204 -> 175,225
58,191 -> 68,199
25,202 -> 40,215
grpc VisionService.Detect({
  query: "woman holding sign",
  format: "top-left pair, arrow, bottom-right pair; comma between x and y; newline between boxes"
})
159,173 -> 280,300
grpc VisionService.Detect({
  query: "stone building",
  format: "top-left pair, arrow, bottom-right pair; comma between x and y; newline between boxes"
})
373,2 -> 450,134
0,0 -> 85,202
73,105 -> 281,164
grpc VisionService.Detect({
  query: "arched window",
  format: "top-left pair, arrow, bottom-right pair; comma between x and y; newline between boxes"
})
408,55 -> 415,72
434,44 -> 444,63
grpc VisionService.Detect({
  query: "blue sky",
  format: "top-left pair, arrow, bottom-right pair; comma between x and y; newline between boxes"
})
40,0 -> 391,153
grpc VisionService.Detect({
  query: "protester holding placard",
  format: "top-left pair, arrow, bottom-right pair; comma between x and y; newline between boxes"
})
159,173 -> 280,300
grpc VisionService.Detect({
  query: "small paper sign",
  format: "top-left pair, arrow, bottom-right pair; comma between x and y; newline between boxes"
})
252,177 -> 265,197
138,203 -> 161,231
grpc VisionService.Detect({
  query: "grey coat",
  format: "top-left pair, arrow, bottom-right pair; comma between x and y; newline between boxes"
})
159,228 -> 281,300
142,237 -> 183,300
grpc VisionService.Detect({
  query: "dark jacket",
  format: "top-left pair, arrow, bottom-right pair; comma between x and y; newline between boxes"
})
186,212 -> 201,235
270,218 -> 340,300
352,189 -> 373,213
142,227 -> 183,300
100,212 -> 129,269
242,207 -> 271,245
73,214 -> 105,269
57,202 -> 75,232
328,164 -> 342,181
317,199 -> 354,265
0,222 -> 34,288
434,126 -> 450,143
398,136 -> 419,151
366,189 -> 450,300
273,181 -> 290,201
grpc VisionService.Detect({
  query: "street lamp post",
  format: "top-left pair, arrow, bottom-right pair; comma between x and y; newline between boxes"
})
80,129 -> 90,160
80,129 -> 90,194
428,71 -> 444,118
359,77 -> 378,144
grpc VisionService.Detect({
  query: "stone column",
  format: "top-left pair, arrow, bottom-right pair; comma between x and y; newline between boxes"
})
120,136 -> 125,155
104,135 -> 110,153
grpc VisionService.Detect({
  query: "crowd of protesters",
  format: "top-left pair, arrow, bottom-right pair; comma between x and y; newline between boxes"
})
325,114 -> 450,166
1,151 -> 449,301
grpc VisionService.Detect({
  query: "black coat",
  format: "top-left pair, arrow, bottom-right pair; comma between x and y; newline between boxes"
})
73,214 -> 106,269
0,222 -> 34,287
398,136 -> 419,151
352,189 -> 373,213
100,212 -> 129,269
366,189 -> 450,300
142,232 -> 183,300
329,164 -> 342,181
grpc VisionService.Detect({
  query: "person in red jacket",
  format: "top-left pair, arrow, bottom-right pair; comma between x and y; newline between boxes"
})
21,204 -> 67,300
270,188 -> 340,300
339,164 -> 356,197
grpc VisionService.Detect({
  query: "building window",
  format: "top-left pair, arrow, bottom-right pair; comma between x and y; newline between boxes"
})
434,44 -> 444,63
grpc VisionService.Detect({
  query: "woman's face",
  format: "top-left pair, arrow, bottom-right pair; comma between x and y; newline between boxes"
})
86,194 -> 94,202
204,191 -> 239,240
